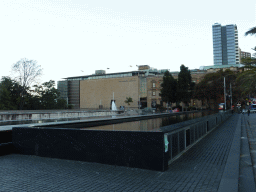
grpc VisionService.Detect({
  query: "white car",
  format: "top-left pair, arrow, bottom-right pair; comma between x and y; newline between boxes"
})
250,104 -> 256,113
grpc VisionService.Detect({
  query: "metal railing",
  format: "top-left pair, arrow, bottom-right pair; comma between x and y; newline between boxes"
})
163,110 -> 232,165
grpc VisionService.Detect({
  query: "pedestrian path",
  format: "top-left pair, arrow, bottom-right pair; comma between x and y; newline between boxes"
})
240,113 -> 256,191
245,113 -> 256,178
0,114 -> 250,192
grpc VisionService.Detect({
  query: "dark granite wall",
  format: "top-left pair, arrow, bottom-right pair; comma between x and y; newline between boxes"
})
0,130 -> 15,155
0,130 -> 12,144
12,128 -> 166,171
11,111 -> 232,171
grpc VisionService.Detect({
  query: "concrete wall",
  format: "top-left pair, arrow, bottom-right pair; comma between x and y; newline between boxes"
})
80,76 -> 139,109
0,111 -> 119,121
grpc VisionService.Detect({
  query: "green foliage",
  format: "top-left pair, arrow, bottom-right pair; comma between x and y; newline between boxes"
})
160,71 -> 177,105
124,97 -> 133,105
194,69 -> 238,109
0,77 -> 23,110
56,98 -> 68,109
177,65 -> 195,105
239,27 -> 256,96
244,27 -> 256,58
0,77 -> 67,110
41,80 -> 59,109
245,26 -> 256,36
241,57 -> 256,68
236,68 -> 256,96
33,80 -> 67,109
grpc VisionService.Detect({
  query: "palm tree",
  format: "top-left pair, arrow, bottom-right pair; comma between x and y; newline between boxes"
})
236,69 -> 256,96
124,97 -> 133,106
245,27 -> 256,36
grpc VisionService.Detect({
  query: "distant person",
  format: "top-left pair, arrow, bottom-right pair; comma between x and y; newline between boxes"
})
248,109 -> 250,116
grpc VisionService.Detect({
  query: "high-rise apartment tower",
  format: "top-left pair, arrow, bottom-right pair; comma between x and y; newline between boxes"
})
212,23 -> 240,65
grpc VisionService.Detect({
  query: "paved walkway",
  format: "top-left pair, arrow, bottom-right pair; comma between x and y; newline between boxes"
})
240,113 -> 256,191
0,114 -> 255,192
246,113 -> 256,178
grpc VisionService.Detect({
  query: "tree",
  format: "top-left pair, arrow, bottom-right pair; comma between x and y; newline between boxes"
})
0,77 -> 67,110
238,26 -> 256,97
252,47 -> 256,58
12,58 -> 42,109
241,57 -> 256,67
245,27 -> 256,36
245,27 -> 256,58
0,77 -> 22,110
160,71 -> 177,108
41,80 -> 59,109
194,70 -> 238,110
177,65 -> 195,106
241,46 -> 256,67
236,69 -> 256,96
33,80 -> 67,109
124,97 -> 133,106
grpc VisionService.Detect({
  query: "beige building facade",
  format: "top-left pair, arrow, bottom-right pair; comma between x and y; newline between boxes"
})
59,65 -> 244,110
80,76 -> 139,109
146,76 -> 163,108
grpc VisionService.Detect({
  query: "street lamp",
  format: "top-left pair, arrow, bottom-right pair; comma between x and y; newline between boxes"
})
135,65 -> 141,110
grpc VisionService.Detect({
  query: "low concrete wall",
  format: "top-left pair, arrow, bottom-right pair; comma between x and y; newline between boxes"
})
0,110 -> 121,121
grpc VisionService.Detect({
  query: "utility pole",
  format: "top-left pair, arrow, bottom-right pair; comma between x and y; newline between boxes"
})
138,95 -> 140,110
224,77 -> 226,110
230,83 -> 232,110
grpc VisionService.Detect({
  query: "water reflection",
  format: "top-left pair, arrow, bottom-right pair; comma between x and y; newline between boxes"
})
81,111 -> 214,132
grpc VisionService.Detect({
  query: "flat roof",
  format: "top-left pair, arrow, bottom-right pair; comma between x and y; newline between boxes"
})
64,71 -> 147,80
200,64 -> 244,70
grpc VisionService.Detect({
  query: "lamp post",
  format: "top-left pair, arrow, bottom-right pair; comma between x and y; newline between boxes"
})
224,77 -> 226,110
136,65 -> 140,110
98,68 -> 109,109
230,83 -> 232,110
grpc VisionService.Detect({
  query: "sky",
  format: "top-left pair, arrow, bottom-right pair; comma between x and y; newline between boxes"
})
0,0 -> 256,85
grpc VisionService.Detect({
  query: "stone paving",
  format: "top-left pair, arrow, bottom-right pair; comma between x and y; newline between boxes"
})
243,113 -> 256,184
0,114 -> 241,191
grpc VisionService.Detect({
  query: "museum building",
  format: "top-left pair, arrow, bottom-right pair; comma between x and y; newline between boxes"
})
58,64 -> 246,110
57,65 -> 209,110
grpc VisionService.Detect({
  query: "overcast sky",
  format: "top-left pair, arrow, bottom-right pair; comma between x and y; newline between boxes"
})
0,0 -> 255,84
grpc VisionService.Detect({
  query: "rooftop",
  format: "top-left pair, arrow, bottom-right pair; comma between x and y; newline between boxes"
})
200,64 -> 244,70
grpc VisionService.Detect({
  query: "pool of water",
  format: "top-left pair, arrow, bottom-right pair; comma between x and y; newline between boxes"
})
81,111 -> 216,132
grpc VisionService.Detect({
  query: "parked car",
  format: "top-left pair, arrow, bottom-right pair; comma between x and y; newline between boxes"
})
249,104 -> 256,113
172,108 -> 180,113
142,107 -> 154,115
218,103 -> 225,110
